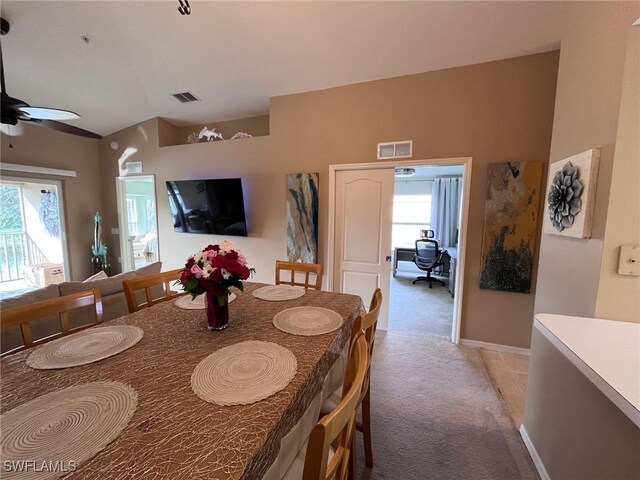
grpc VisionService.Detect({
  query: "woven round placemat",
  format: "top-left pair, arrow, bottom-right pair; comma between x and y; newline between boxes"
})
252,285 -> 306,301
191,340 -> 297,406
272,306 -> 344,336
175,292 -> 237,310
26,325 -> 144,370
0,382 -> 137,480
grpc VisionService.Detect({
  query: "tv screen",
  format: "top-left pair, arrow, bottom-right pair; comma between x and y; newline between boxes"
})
166,178 -> 248,236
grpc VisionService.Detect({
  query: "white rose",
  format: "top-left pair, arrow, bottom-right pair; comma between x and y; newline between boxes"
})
219,240 -> 234,253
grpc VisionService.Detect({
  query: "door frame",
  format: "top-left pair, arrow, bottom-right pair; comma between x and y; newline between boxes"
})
115,174 -> 159,273
327,157 -> 473,344
1,175 -> 72,281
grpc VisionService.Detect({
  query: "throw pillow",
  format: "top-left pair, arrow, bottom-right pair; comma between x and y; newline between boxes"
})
84,270 -> 108,282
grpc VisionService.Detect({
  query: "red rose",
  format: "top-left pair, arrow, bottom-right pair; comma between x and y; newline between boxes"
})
180,269 -> 192,282
210,269 -> 223,283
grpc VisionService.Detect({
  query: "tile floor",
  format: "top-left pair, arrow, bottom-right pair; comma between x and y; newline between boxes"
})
479,348 -> 529,428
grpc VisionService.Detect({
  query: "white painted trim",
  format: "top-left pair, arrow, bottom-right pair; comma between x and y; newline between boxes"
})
459,338 -> 531,356
519,425 -> 551,480
326,156 -> 471,345
1,162 -> 77,178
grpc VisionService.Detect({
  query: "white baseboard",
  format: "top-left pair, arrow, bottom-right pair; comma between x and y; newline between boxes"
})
459,338 -> 530,356
519,425 -> 550,480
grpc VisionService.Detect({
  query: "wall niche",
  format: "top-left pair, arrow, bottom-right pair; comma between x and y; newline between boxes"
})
158,114 -> 270,148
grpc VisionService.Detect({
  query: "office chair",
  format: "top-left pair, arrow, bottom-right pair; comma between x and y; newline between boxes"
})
412,238 -> 446,288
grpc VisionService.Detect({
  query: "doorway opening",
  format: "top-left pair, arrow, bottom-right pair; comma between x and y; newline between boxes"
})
389,165 -> 464,338
0,177 -> 69,299
327,157 -> 471,343
116,175 -> 159,272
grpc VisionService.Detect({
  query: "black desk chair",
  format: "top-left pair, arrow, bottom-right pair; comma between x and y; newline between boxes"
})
412,238 -> 446,288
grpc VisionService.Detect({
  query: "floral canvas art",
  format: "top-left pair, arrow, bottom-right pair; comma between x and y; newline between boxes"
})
543,148 -> 600,239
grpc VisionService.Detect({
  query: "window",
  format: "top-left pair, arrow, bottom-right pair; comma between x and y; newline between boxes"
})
392,181 -> 432,248
126,198 -> 138,235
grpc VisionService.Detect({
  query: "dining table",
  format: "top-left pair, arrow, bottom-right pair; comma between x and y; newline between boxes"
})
0,282 -> 362,479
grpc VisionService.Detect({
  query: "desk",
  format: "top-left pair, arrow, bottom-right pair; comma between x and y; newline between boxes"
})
0,283 -> 362,479
393,247 -> 415,276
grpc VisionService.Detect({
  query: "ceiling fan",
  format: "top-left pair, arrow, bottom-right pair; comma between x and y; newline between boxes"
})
0,17 -> 101,139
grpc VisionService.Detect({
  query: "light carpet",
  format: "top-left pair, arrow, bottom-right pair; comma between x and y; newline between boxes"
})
354,331 -> 538,480
389,265 -> 453,338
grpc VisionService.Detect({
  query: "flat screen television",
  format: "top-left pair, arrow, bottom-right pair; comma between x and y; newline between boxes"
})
166,178 -> 248,236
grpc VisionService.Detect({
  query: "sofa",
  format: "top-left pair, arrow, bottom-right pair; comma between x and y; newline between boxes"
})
0,261 -> 163,354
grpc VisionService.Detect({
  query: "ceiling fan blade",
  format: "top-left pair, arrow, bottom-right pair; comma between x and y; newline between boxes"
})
38,119 -> 102,139
19,106 -> 80,121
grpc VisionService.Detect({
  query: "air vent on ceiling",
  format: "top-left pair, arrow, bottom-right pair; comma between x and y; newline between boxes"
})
172,91 -> 200,103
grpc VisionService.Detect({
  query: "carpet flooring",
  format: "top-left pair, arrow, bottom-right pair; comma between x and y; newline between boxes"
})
353,331 -> 539,480
389,265 -> 453,338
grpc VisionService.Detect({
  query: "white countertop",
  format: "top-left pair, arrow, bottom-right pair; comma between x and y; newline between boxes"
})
534,313 -> 640,427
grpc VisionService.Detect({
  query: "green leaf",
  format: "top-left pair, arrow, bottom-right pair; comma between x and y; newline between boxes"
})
183,278 -> 198,292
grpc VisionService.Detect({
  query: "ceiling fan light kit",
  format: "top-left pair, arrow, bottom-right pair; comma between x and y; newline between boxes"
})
0,17 -> 101,139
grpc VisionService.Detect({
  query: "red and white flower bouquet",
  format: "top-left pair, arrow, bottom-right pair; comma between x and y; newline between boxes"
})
177,241 -> 253,330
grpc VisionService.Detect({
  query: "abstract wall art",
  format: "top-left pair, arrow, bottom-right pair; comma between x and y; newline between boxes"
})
479,161 -> 544,293
286,172 -> 319,263
543,148 -> 600,239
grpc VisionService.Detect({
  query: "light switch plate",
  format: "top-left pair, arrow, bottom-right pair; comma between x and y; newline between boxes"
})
618,244 -> 639,276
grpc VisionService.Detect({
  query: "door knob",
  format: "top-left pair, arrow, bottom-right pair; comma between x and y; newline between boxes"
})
385,256 -> 391,262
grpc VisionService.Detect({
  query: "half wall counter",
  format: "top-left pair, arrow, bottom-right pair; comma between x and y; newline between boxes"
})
521,313 -> 639,480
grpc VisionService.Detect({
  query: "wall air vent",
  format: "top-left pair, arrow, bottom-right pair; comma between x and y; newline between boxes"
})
172,91 -> 200,103
377,140 -> 413,160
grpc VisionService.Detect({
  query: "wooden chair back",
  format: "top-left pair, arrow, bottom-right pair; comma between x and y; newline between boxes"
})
123,268 -> 184,313
302,332 -> 368,480
359,288 -> 383,400
0,289 -> 103,357
275,260 -> 323,290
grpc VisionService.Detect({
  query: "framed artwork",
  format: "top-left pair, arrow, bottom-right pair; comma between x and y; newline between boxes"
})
479,161 -> 544,293
286,172 -> 319,263
543,148 -> 600,239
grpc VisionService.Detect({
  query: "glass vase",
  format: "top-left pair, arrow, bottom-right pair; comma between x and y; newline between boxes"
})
204,291 -> 229,331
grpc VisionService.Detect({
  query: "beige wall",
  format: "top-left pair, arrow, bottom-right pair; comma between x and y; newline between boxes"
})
0,124 -> 101,281
99,52 -> 559,348
534,3 -> 639,319
595,29 -> 640,323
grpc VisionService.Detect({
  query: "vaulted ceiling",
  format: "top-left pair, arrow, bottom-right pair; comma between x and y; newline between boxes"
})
1,1 -> 591,136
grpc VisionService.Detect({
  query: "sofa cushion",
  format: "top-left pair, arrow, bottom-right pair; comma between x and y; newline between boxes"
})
0,284 -> 60,354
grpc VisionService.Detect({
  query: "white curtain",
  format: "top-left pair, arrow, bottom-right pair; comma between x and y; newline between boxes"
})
430,177 -> 462,247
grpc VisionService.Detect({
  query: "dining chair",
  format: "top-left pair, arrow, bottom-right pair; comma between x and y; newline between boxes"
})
123,268 -> 184,313
283,331 -> 368,480
0,289 -> 103,357
275,260 -> 323,290
321,288 -> 383,469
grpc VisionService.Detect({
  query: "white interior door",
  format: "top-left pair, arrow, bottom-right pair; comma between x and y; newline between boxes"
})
333,168 -> 394,329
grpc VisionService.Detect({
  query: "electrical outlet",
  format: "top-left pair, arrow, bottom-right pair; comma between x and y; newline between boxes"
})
618,244 -> 639,276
